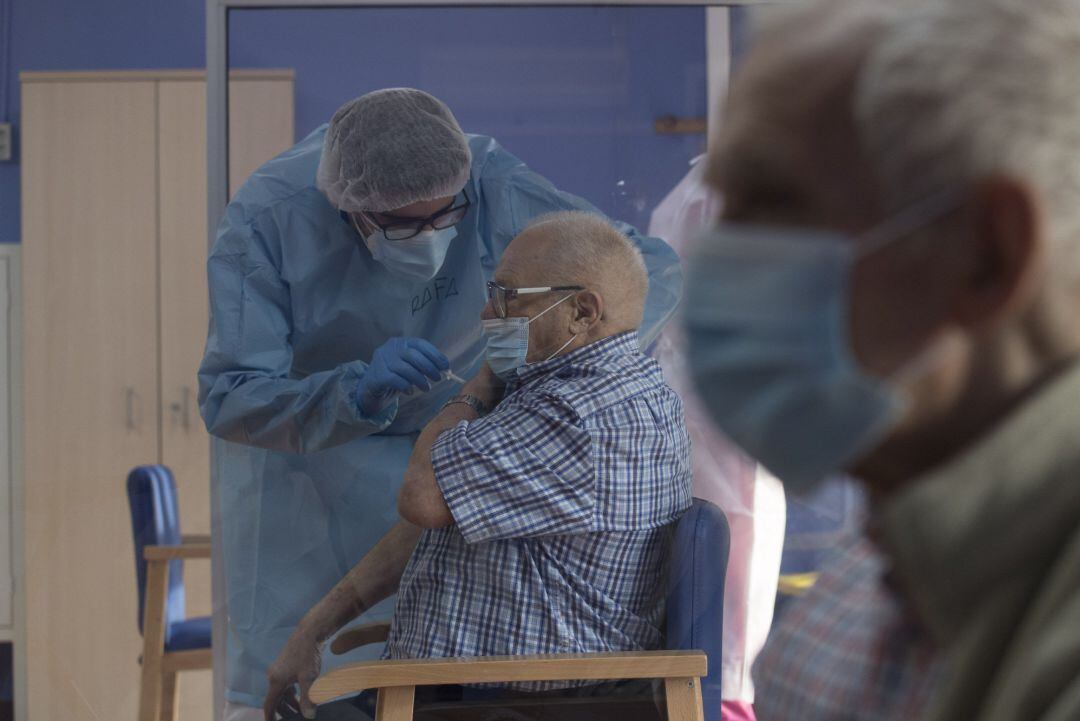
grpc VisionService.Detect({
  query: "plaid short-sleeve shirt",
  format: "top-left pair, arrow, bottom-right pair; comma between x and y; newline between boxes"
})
383,331 -> 692,677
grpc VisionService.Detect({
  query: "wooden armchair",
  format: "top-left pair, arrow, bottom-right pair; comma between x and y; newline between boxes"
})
309,499 -> 730,721
312,621 -> 707,721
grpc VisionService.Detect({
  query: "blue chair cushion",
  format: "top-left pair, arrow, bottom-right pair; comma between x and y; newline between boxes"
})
165,615 -> 212,652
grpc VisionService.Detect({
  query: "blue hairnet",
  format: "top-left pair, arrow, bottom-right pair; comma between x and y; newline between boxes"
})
316,88 -> 473,213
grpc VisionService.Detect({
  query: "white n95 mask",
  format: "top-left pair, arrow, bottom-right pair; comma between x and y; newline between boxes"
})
482,294 -> 577,380
363,226 -> 457,282
684,193 -> 958,493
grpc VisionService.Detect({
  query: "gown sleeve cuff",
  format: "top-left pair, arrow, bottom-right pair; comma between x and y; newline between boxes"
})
345,361 -> 400,429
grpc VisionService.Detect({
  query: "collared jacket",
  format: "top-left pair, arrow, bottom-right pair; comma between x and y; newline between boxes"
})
880,363 -> 1080,721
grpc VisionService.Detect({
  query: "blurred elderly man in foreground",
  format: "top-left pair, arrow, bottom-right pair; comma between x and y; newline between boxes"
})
686,1 -> 1080,720
265,210 -> 692,721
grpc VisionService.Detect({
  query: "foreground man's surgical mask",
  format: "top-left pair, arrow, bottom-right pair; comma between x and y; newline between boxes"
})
483,294 -> 578,380
685,193 -> 957,493
358,221 -> 458,281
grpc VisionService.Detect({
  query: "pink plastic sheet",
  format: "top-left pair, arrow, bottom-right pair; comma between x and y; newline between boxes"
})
649,158 -> 786,712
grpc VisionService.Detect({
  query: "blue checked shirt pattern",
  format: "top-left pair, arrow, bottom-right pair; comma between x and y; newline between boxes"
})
383,331 -> 693,684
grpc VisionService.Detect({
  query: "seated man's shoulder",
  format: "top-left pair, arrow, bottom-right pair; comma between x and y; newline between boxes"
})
531,349 -> 674,420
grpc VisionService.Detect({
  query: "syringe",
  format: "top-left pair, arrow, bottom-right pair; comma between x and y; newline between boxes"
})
444,370 -> 468,385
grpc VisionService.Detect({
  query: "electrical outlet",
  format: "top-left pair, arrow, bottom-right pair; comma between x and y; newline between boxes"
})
0,124 -> 11,162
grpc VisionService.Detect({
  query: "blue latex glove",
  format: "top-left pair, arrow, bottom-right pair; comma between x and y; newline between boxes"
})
355,337 -> 450,417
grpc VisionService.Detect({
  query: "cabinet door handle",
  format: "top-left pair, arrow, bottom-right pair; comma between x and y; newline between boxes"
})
181,386 -> 192,429
170,386 -> 192,430
126,388 -> 137,430
182,385 -> 191,429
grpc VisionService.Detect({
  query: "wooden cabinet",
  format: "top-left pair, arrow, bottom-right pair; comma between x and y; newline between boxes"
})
20,70 -> 294,721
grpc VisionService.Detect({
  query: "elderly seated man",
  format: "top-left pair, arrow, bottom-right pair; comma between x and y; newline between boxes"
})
264,210 -> 693,721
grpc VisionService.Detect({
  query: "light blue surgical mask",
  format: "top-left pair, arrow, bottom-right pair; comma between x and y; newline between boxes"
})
684,192 -> 958,493
482,294 -> 577,380
361,225 -> 458,281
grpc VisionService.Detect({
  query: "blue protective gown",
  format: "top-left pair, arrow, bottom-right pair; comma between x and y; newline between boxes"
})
198,125 -> 683,706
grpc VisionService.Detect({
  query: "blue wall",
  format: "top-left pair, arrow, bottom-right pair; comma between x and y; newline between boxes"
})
0,0 -> 205,243
1,1 -> 712,243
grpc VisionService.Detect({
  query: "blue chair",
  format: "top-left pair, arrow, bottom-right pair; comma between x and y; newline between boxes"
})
666,498 -> 730,721
127,465 -> 212,721
309,498 -> 730,721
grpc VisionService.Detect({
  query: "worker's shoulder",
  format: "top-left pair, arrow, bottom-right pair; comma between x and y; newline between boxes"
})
229,125 -> 328,217
466,133 -> 533,182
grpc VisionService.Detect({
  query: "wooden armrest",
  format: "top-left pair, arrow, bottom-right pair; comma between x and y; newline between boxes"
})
330,622 -> 392,655
310,649 -> 707,704
181,534 -> 212,545
144,543 -> 211,561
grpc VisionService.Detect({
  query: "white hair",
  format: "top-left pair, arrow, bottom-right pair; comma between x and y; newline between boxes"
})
853,0 -> 1080,276
525,211 -> 648,288
752,0 -> 900,55
524,211 -> 649,324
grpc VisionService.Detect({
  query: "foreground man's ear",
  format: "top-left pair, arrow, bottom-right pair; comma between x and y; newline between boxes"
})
949,176 -> 1044,330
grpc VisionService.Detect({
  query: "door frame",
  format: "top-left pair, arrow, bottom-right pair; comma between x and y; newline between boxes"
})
205,2 -> 762,718
1,244 -> 24,721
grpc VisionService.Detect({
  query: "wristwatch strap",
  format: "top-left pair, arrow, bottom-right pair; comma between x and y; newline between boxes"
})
443,394 -> 490,416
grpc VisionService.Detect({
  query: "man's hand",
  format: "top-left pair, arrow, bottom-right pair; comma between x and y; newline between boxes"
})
260,521 -> 420,719
462,363 -> 506,409
263,627 -> 323,721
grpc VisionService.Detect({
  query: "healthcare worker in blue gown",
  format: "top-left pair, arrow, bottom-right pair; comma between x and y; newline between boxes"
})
198,88 -> 682,720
